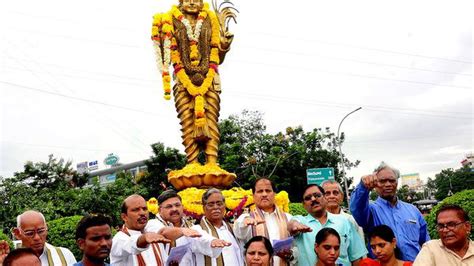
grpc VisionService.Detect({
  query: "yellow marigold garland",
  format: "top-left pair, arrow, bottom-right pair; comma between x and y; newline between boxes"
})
151,3 -> 221,106
175,187 -> 290,216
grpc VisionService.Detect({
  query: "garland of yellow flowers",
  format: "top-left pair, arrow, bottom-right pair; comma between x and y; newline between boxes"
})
151,3 -> 220,126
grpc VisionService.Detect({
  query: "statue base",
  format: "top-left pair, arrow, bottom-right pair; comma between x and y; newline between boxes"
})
168,163 -> 236,190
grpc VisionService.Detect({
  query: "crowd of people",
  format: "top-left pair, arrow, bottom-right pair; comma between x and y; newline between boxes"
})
0,162 -> 472,266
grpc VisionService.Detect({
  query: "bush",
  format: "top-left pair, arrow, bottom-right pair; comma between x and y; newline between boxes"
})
47,215 -> 82,260
0,230 -> 13,249
289,203 -> 307,216
426,189 -> 474,239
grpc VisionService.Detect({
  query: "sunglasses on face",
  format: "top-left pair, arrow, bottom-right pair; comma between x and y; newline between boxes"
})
303,192 -> 323,202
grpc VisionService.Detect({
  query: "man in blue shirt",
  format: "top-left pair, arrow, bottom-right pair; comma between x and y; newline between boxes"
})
74,214 -> 112,266
350,162 -> 430,262
293,184 -> 367,266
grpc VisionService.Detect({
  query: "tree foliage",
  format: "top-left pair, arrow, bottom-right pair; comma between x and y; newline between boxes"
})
425,189 -> 474,239
142,143 -> 186,197
217,110 -> 359,202
434,166 -> 474,200
47,215 -> 83,260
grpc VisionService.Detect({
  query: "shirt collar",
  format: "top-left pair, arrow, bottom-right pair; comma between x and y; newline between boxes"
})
306,211 -> 334,225
438,239 -> 474,258
375,196 -> 401,208
125,228 -> 143,235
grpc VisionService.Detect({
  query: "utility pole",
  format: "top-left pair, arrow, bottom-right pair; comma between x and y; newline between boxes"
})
337,107 -> 362,204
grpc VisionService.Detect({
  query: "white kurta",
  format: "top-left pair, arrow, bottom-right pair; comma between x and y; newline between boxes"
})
146,217 -> 222,266
110,229 -> 166,266
39,243 -> 77,266
191,222 -> 244,266
234,210 -> 294,266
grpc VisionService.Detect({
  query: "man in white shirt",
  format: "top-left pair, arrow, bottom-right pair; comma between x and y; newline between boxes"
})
13,210 -> 77,266
322,180 -> 365,242
192,188 -> 244,266
111,194 -> 172,266
233,177 -> 311,266
146,190 -> 229,265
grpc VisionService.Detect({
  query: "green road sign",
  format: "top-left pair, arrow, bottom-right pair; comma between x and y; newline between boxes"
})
307,167 -> 335,185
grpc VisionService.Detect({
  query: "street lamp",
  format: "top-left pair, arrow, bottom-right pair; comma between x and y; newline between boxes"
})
337,107 -> 362,204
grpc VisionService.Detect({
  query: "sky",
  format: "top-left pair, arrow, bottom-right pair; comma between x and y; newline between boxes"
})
1,0 -> 472,187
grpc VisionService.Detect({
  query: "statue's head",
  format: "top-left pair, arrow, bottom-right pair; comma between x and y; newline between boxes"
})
179,0 -> 204,15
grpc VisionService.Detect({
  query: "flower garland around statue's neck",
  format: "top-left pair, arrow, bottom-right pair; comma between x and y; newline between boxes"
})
151,4 -> 220,127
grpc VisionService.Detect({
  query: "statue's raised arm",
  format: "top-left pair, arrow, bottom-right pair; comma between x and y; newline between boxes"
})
151,0 -> 238,190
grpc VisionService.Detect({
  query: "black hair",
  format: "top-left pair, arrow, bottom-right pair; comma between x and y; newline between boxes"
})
315,227 -> 340,245
436,204 -> 470,222
251,177 -> 277,194
75,214 -> 112,240
244,236 -> 274,257
302,184 -> 325,201
369,225 -> 395,242
157,190 -> 182,205
3,248 -> 39,266
369,225 -> 401,259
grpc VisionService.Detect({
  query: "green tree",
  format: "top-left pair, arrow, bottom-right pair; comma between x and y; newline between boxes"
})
143,143 -> 186,197
47,215 -> 83,260
426,189 -> 474,239
12,154 -> 88,189
218,111 -> 359,202
434,166 -> 474,200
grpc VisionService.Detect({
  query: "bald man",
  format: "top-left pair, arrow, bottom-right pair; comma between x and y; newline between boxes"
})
13,210 -> 77,265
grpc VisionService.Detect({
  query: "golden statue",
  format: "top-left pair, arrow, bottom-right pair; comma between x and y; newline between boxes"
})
151,0 -> 237,190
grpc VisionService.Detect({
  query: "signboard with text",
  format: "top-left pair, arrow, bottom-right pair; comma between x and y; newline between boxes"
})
307,167 -> 335,185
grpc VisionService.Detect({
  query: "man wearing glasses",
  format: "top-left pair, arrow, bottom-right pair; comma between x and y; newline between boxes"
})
349,162 -> 430,262
413,204 -> 473,265
191,188 -> 243,266
293,184 -> 366,266
13,210 -> 77,265
146,190 -> 226,265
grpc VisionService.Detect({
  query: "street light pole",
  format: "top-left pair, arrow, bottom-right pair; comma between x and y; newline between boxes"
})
337,107 -> 362,205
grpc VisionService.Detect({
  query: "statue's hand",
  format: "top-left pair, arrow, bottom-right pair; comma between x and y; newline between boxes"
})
220,31 -> 234,50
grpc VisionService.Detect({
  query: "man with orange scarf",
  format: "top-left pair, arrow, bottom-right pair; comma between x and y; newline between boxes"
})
234,177 -> 311,266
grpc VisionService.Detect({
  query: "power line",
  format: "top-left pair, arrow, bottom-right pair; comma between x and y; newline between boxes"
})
7,57 -> 471,91
233,50 -> 471,77
250,32 -> 472,64
0,140 -> 146,154
3,46 -> 155,152
225,91 -> 473,120
230,58 -> 471,90
0,80 -> 164,116
2,80 -> 471,120
6,9 -> 471,64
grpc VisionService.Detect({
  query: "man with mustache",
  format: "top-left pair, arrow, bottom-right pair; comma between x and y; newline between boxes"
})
293,184 -> 366,266
111,194 -> 173,266
413,204 -> 473,265
322,180 -> 365,242
191,188 -> 244,266
13,210 -> 77,265
350,162 -> 430,262
146,190 -> 228,265
234,177 -> 311,266
74,214 -> 113,266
